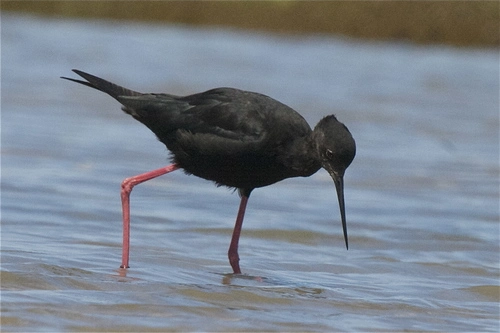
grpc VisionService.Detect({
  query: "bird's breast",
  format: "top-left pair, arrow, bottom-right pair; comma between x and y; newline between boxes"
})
173,151 -> 303,189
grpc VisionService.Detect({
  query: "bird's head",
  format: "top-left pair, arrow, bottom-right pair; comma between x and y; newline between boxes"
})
313,115 -> 356,249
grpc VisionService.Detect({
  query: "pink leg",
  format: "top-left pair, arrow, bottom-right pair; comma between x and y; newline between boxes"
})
228,194 -> 250,274
120,163 -> 179,268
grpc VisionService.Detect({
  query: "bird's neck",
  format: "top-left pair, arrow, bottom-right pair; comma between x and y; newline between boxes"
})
281,134 -> 321,177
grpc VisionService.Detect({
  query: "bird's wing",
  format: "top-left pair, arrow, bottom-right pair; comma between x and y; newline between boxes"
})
63,71 -> 308,156
118,88 -> 309,156
175,92 -> 268,156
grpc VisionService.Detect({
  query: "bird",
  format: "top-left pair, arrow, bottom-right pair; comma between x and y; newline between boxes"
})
62,69 -> 356,274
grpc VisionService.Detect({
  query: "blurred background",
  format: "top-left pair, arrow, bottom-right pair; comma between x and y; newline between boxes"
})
2,1 -> 499,332
3,0 -> 498,46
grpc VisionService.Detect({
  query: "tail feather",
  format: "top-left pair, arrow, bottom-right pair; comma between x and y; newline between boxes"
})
61,69 -> 141,100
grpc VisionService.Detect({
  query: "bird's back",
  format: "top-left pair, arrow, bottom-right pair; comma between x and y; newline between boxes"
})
64,70 -> 317,189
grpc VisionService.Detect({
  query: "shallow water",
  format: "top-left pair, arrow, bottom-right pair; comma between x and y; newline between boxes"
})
2,13 -> 499,332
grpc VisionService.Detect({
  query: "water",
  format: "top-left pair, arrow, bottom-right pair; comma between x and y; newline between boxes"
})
2,13 -> 499,332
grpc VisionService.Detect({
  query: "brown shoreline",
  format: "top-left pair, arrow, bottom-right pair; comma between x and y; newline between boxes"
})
2,1 -> 498,47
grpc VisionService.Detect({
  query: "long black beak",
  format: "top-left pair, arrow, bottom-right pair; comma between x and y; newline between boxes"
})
330,171 -> 348,250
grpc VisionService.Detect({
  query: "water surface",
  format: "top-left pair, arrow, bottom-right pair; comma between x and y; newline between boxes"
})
2,14 -> 499,332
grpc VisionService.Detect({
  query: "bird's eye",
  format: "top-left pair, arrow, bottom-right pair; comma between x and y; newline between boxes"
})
325,149 -> 334,159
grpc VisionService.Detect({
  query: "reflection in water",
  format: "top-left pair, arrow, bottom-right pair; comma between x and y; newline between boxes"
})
221,273 -> 265,286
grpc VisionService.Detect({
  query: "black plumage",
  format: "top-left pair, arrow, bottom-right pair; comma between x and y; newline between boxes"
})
62,69 -> 356,273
